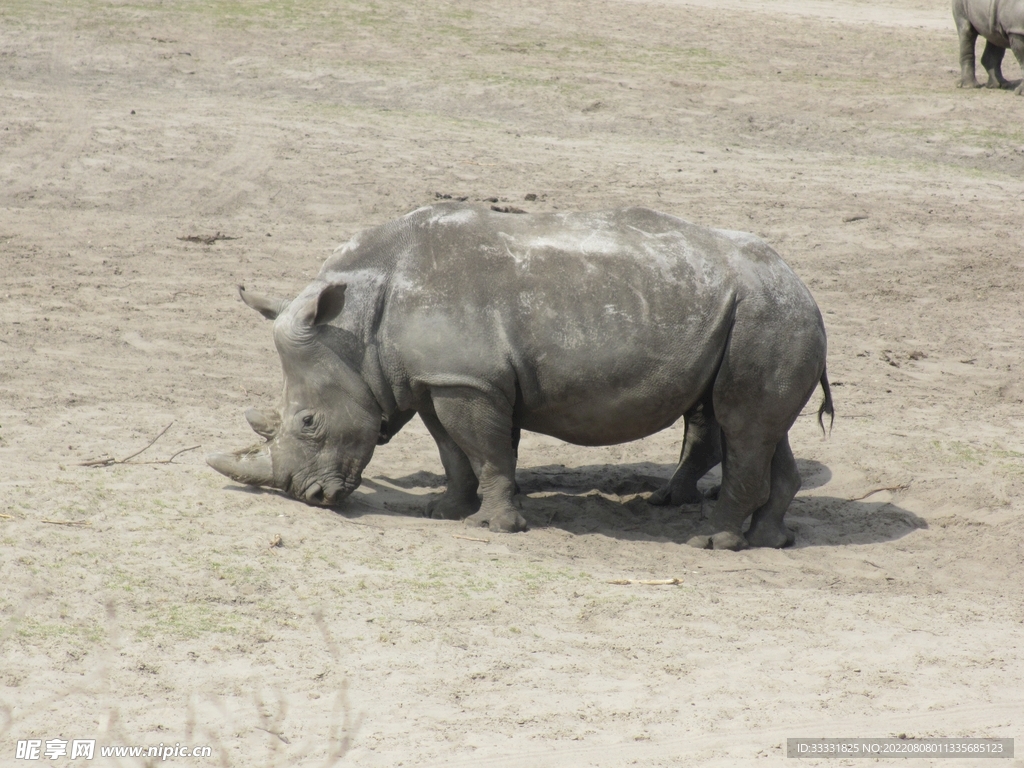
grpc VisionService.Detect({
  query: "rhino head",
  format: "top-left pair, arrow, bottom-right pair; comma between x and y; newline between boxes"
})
206,281 -> 382,506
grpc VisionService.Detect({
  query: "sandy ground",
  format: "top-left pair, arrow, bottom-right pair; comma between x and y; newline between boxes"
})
2,0 -> 1024,765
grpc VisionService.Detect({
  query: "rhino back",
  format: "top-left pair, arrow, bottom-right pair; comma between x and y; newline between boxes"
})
351,204 -> 814,446
954,0 -> 1024,42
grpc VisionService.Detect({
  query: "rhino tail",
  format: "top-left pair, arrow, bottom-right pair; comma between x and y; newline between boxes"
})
817,367 -> 835,436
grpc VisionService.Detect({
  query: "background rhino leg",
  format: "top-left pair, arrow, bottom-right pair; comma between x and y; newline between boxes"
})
649,393 -> 722,507
429,387 -> 526,533
744,436 -> 800,549
980,40 -> 1009,88
378,408 -> 416,445
1009,35 -> 1024,94
956,17 -> 982,88
419,403 -> 480,520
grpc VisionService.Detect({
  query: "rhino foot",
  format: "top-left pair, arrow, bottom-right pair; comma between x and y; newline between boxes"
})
710,531 -> 748,550
685,531 -> 748,550
466,505 -> 528,533
745,523 -> 795,549
426,491 -> 478,520
649,482 -> 703,507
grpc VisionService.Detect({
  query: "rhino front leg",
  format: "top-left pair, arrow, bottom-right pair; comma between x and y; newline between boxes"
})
419,402 -> 480,520
981,40 -> 1009,88
956,17 -> 982,88
430,386 -> 526,533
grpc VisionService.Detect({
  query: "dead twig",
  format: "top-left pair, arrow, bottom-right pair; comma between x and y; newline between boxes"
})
42,519 -> 91,527
254,726 -> 291,744
79,457 -> 116,467
177,232 -> 238,244
119,422 -> 174,462
335,514 -> 380,528
132,445 -> 202,465
79,422 -> 196,467
848,483 -> 910,502
0,513 -> 14,520
606,577 -> 683,586
452,534 -> 490,543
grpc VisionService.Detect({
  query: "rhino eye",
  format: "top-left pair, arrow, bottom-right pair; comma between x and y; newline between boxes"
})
302,414 -> 315,428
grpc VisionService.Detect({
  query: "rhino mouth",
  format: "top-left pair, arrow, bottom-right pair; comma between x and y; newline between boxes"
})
296,478 -> 359,506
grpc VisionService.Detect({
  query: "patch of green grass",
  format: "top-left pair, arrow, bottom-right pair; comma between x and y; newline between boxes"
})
106,564 -> 165,594
138,601 -> 244,640
17,618 -> 104,644
856,153 -> 1016,182
949,441 -> 985,465
991,446 -> 1024,459
930,439 -> 1024,469
207,560 -> 262,590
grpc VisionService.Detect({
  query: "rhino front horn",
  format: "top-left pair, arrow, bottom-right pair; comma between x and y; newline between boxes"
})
206,447 -> 275,487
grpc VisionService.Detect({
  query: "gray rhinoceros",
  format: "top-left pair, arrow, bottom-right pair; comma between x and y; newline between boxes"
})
954,0 -> 1024,93
207,204 -> 833,550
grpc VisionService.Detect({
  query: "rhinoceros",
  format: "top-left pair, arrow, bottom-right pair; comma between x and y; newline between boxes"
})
954,0 -> 1024,93
207,204 -> 833,550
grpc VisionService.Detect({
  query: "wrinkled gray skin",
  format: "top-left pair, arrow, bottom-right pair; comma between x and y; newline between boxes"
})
208,204 -> 833,550
954,0 -> 1024,93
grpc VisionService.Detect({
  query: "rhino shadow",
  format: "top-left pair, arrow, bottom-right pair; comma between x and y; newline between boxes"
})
509,461 -> 921,548
360,459 -> 924,547
513,486 -> 925,550
224,458 -> 920,548
373,459 -> 831,496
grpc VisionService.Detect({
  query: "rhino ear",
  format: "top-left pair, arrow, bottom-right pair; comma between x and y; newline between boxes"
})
294,281 -> 347,329
239,285 -> 290,320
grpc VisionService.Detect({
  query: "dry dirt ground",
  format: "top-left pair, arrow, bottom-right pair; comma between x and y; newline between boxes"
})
2,0 -> 1024,766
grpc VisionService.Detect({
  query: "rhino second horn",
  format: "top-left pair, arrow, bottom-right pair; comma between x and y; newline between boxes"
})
206,448 -> 275,487
245,408 -> 280,439
238,285 -> 290,321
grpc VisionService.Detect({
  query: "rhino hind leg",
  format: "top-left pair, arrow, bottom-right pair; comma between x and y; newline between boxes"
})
686,433 -> 775,551
649,395 -> 722,507
980,40 -> 1010,88
744,436 -> 800,549
685,304 -> 825,550
1010,35 -> 1024,94
419,403 -> 480,520
429,386 -> 526,533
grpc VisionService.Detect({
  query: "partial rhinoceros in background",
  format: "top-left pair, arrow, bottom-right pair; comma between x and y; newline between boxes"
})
953,0 -> 1024,93
207,203 -> 833,550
